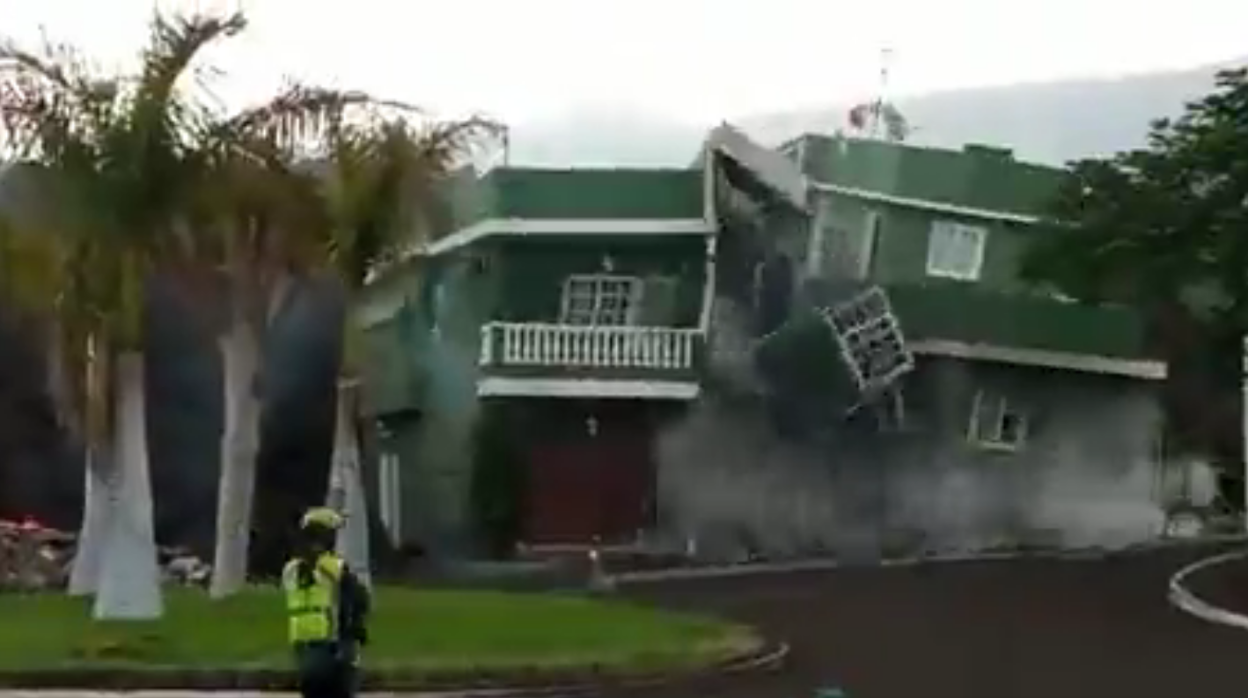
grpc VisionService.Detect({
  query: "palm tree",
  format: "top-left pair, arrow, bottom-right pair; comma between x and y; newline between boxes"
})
198,90 -> 423,598
197,95 -> 498,593
0,11 -> 266,619
317,115 -> 499,581
3,8 -> 496,605
0,196 -> 96,592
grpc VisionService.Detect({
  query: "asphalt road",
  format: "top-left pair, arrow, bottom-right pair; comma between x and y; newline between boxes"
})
611,544 -> 1248,698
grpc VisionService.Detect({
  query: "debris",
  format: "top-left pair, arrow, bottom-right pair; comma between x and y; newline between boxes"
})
0,518 -> 211,591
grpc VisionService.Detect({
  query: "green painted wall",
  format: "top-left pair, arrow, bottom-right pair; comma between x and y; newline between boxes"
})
813,192 -> 1031,290
487,169 -> 704,219
433,167 -> 706,240
799,135 -> 1063,217
359,270 -> 425,417
363,248 -> 501,554
722,152 -> 1155,361
494,235 -> 707,326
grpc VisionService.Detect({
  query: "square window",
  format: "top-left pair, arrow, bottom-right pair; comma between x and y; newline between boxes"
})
968,390 -> 1028,451
822,286 -> 914,394
560,275 -> 642,326
926,220 -> 987,281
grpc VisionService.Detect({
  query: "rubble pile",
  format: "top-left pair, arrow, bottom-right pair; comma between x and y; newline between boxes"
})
0,518 -> 211,591
0,518 -> 73,591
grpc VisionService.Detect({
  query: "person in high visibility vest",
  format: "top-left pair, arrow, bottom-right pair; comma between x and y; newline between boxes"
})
283,507 -> 371,698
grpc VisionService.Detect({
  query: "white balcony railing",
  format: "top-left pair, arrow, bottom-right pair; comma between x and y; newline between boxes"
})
480,322 -> 699,370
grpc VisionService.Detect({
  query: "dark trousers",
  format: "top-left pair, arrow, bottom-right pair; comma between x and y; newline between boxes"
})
294,642 -> 357,698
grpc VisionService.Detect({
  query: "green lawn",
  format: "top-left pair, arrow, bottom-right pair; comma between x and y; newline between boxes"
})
0,587 -> 758,674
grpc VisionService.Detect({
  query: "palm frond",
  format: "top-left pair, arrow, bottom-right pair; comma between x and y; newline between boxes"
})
327,115 -> 500,287
224,83 -> 418,158
0,38 -> 113,162
0,210 -> 67,316
136,11 -> 246,116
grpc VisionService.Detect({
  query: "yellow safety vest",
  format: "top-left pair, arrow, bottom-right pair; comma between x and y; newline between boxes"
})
282,552 -> 344,644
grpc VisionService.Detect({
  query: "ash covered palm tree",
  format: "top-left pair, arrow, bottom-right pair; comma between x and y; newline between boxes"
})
315,114 -> 499,582
2,8 -> 499,608
0,10 -> 319,617
199,86 -> 498,596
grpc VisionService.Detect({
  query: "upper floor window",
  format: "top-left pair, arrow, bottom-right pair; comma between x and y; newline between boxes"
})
377,450 -> 402,547
926,220 -> 987,281
560,275 -> 641,326
967,390 -> 1028,452
858,210 -> 882,280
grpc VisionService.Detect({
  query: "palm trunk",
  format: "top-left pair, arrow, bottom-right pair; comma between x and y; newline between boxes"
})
44,324 -> 77,438
67,334 -> 106,597
93,351 -> 163,620
67,450 -> 109,596
329,378 -> 371,586
209,319 -> 263,598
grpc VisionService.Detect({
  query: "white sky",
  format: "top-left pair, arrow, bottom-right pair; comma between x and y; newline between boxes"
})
0,0 -> 1244,128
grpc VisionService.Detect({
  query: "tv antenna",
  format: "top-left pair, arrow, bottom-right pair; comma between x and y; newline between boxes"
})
869,47 -> 894,139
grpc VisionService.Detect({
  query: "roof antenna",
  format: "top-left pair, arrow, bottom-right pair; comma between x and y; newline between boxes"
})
848,47 -> 903,141
502,123 -> 511,167
869,47 -> 893,140
863,47 -> 893,139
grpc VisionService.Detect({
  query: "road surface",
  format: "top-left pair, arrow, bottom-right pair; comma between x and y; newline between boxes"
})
612,544 -> 1248,698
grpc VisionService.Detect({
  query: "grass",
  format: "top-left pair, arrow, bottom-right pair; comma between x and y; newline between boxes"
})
0,587 -> 759,675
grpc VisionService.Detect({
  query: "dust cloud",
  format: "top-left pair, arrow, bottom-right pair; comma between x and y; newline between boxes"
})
654,299 -> 1177,562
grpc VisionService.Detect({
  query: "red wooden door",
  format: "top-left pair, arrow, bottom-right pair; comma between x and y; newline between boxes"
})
524,423 -> 653,546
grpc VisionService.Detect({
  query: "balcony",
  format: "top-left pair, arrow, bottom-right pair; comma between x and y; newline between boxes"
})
478,322 -> 702,399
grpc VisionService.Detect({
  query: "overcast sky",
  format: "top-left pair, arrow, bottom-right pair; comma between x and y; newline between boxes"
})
0,0 -> 1244,127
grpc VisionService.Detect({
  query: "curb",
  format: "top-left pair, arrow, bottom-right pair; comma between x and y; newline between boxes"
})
614,536 -> 1248,586
0,641 -> 789,696
0,693 -> 519,697
1167,549 -> 1248,630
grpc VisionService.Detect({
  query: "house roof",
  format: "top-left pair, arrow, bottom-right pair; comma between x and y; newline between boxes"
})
699,123 -> 808,212
796,135 -> 1065,219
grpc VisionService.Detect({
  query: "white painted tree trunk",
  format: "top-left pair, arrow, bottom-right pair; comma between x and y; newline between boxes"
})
67,455 -> 109,596
210,321 -> 263,598
93,352 -> 163,620
1241,335 -> 1247,532
44,327 -> 75,434
67,338 -> 105,597
329,380 -> 371,587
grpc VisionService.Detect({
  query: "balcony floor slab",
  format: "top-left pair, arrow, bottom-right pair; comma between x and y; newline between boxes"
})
477,376 -> 700,400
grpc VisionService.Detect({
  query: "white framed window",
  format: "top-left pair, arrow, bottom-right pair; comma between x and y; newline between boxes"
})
967,391 -> 1028,452
560,274 -> 642,325
822,286 -> 914,394
858,210 -> 882,279
926,220 -> 987,281
378,451 -> 402,547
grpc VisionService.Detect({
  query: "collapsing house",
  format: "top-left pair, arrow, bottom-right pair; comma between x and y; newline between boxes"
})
357,123 -> 1170,561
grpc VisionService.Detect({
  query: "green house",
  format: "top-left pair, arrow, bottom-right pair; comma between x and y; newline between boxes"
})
358,165 -> 716,553
691,128 -> 1167,556
359,125 -> 1168,558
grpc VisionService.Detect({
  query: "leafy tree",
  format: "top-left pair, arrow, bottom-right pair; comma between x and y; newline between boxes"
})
1022,66 -> 1248,464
